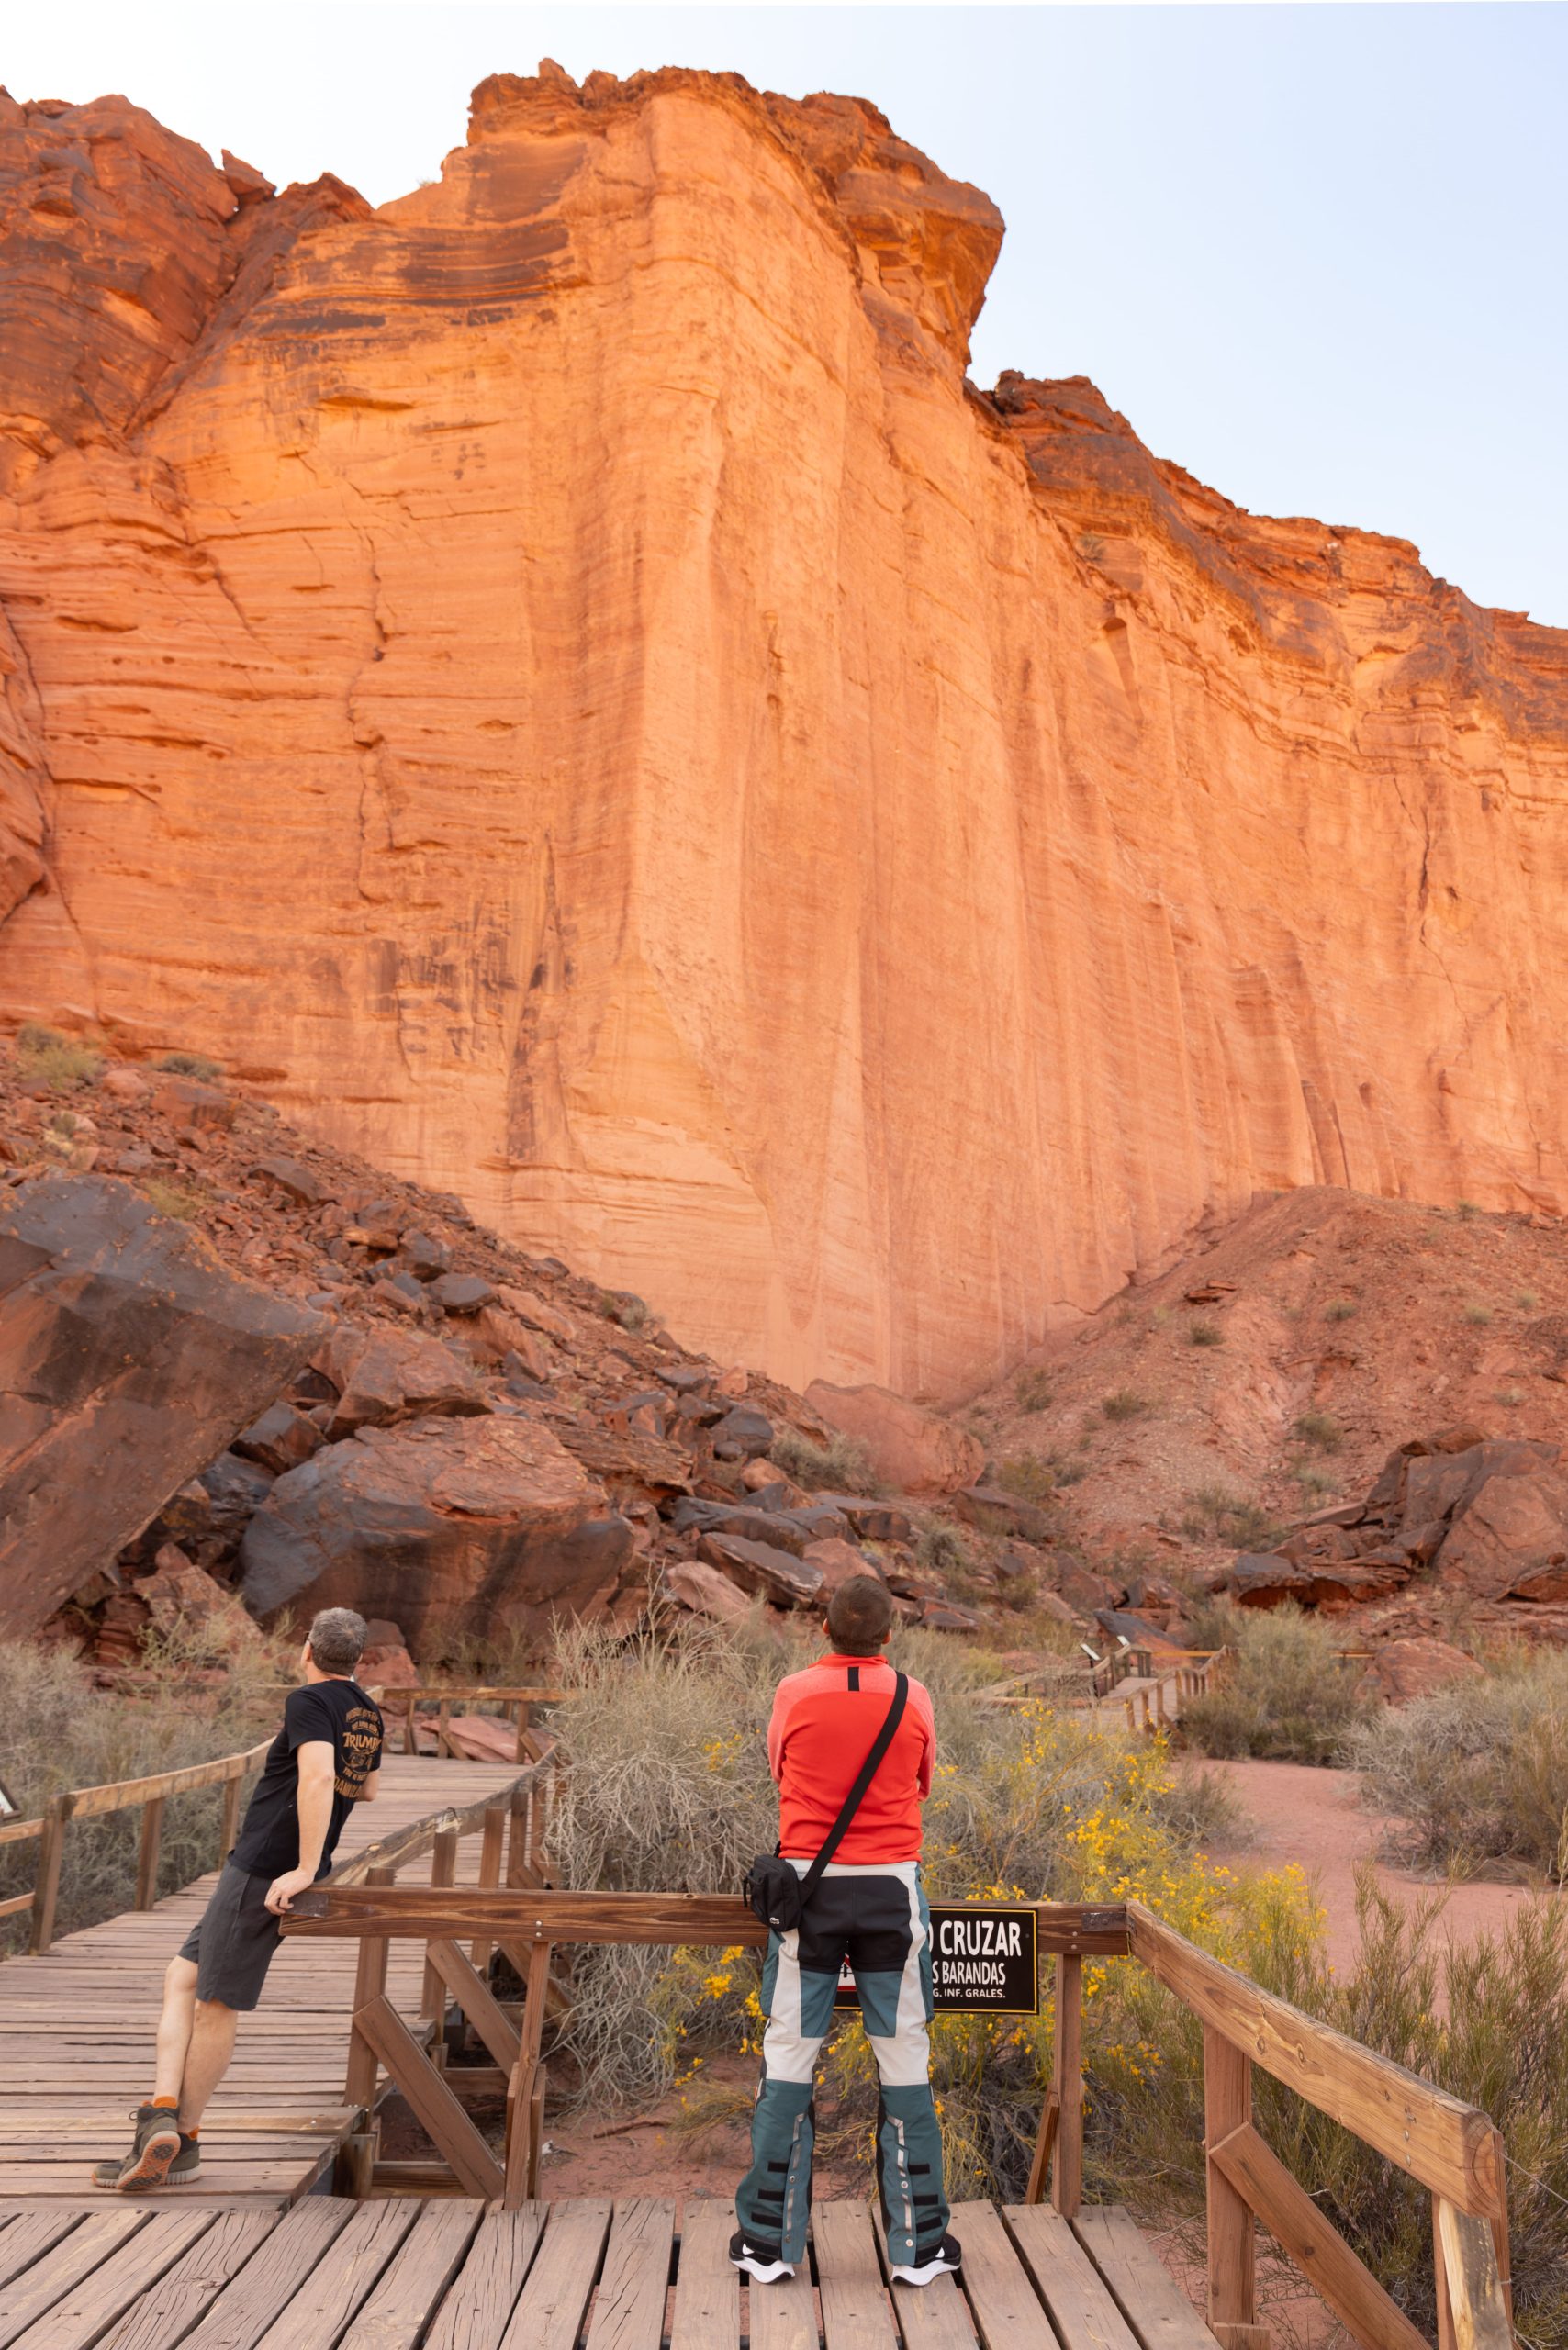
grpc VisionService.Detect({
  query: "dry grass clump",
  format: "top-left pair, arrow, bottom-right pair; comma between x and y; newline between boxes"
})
1350,1652 -> 1568,1879
1178,1484 -> 1284,1550
0,1612 -> 290,1951
768,1427 -> 880,1495
12,1022 -> 103,1092
157,1050 -> 222,1080
1180,1604 -> 1376,1765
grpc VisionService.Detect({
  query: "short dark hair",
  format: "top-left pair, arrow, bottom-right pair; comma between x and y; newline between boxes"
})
308,1607 -> 367,1676
825,1576 -> 893,1655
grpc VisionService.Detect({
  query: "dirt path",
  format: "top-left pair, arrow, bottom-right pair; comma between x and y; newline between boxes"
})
1206,1758 -> 1538,1971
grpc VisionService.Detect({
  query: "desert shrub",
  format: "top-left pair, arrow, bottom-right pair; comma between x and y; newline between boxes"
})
1014,1368 -> 1053,1414
1350,1653 -> 1568,1878
157,1050 -> 223,1081
1291,1463 -> 1338,1501
1292,1411 -> 1342,1452
1187,1320 -> 1224,1348
1456,1199 -> 1481,1219
1324,1298 -> 1358,1322
13,1023 -> 102,1092
914,1520 -> 975,1590
1517,1290 -> 1540,1312
1102,1389 -> 1153,1423
1092,1872 -> 1568,2344
769,1427 -> 880,1496
1180,1605 -> 1376,1764
0,1617 -> 289,1952
994,1452 -> 1058,1505
1179,1484 -> 1284,1550
598,1290 -> 649,1332
1462,1303 -> 1494,1327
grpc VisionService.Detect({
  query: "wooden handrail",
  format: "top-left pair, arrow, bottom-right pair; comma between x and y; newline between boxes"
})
325,1767 -> 553,1888
1127,1902 -> 1502,2216
364,1685 -> 575,1705
64,1741 -> 273,1821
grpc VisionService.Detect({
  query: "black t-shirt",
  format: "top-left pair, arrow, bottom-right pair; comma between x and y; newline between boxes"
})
230,1680 -> 385,1881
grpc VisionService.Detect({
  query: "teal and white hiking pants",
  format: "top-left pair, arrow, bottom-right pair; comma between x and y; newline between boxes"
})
734,1862 -> 951,2268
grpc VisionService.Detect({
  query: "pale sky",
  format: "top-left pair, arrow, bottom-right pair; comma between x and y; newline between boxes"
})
6,4 -> 1566,627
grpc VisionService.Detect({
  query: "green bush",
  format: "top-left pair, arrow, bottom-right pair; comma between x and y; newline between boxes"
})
994,1452 -> 1058,1505
1180,1605 -> 1376,1764
1462,1303 -> 1494,1327
1179,1484 -> 1284,1550
1350,1654 -> 1568,1878
1292,1411 -> 1342,1452
1187,1320 -> 1224,1348
914,1520 -> 975,1589
1324,1298 -> 1358,1322
1014,1368 -> 1054,1415
1102,1389 -> 1154,1423
157,1051 -> 223,1081
13,1023 -> 102,1092
769,1427 -> 880,1496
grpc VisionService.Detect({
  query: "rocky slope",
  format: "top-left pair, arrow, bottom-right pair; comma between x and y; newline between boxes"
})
2,68 -> 1567,1404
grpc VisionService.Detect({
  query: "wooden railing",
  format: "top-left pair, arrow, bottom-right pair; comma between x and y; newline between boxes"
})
282,1882 -> 1513,2350
4,1740 -> 273,1955
365,1684 -> 571,1763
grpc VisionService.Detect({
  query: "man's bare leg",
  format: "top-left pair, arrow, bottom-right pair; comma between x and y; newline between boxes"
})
175,1998 -> 240,2132
152,1954 -> 198,2104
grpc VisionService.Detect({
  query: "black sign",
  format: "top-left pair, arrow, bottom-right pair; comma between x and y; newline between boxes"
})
834,1903 -> 1038,2015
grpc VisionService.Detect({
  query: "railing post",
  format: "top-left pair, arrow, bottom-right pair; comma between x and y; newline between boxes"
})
1204,2024 -> 1260,2350
403,1690 -> 417,1756
508,1781 -> 532,1888
340,1862 -> 393,2196
470,1802 -> 507,1981
135,1796 -> 165,1910
29,1794 -> 69,1954
1051,1952 -> 1083,2217
421,1828 -> 459,2052
220,1771 -> 243,1865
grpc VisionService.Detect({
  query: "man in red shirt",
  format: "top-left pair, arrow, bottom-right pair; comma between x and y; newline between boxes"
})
733,1575 -> 961,2287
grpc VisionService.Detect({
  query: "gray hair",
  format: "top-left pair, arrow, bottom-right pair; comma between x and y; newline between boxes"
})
308,1607 -> 368,1676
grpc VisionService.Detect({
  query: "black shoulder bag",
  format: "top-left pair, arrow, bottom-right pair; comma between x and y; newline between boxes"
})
743,1671 -> 909,1933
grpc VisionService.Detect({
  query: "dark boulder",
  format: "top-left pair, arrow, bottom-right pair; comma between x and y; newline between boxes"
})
0,1173 -> 321,1636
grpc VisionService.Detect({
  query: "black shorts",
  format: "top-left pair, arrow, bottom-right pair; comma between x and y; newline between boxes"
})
177,1863 -> 283,2010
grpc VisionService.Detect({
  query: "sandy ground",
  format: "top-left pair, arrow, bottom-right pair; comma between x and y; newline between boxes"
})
1207,1757 -> 1540,1972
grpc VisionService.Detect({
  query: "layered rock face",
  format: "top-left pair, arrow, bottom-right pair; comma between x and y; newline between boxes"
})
2,68 -> 1567,1402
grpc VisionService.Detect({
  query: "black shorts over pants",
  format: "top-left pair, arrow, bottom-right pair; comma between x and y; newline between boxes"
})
177,1862 -> 283,2010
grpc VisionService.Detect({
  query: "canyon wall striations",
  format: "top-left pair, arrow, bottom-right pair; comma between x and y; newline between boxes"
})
2,67 -> 1566,1400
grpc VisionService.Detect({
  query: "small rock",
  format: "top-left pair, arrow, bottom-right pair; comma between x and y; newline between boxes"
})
801,1537 -> 881,1595
231,1401 -> 324,1476
100,1068 -> 151,1103
252,1155 -> 325,1206
429,1271 -> 497,1315
712,1405 -> 773,1460
666,1560 -> 755,1623
398,1229 -> 452,1281
697,1532 -> 824,1608
714,1367 -> 749,1398
1372,1638 -> 1484,1705
497,1283 -> 577,1344
152,1077 -> 234,1132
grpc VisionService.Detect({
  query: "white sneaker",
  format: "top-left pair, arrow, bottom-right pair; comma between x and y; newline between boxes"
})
730,2230 -> 796,2283
891,2233 -> 964,2287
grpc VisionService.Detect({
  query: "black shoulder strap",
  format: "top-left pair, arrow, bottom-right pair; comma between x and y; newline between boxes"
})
797,1672 -> 909,1908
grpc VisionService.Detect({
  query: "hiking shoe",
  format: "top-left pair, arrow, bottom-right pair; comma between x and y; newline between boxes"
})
91,2106 -> 198,2191
890,2233 -> 964,2287
730,2229 -> 795,2284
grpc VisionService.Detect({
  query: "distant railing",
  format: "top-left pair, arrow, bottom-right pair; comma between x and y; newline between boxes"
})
284,1873 -> 1513,2349
4,1740 -> 272,1955
365,1684 -> 572,1764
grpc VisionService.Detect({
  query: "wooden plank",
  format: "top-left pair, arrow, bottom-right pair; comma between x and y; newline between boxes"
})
499,2200 -> 612,2350
174,2200 -> 356,2350
669,2201 -> 741,2350
1435,2200 -> 1513,2350
354,1998 -> 505,2201
1210,2124 -> 1428,2350
426,1942 -> 522,2076
814,2201 -> 897,2349
746,2255 -> 820,2350
96,2212 -> 279,2350
336,2202 -> 486,2350
424,2206 -> 546,2350
247,2203 -> 420,2350
1128,1905 -> 1502,2215
0,2210 -> 147,2350
135,1800 -> 165,1912
69,1746 -> 272,1820
872,2214 -> 976,2350
585,2199 -> 677,2350
939,2202 -> 1045,2350
10,2210 -> 212,2350
0,1818 -> 43,1851
1204,2028 -> 1254,2339
28,1796 -> 66,1954
0,2212 -> 83,2290
1003,2204 -> 1139,2350
1072,2207 -> 1223,2350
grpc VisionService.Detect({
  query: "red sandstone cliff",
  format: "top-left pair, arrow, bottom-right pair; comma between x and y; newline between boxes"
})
2,66 -> 1566,1401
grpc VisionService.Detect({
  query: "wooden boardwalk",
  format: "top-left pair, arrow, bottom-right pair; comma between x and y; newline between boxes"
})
0,1758 -> 526,2208
0,2193 -> 1222,2350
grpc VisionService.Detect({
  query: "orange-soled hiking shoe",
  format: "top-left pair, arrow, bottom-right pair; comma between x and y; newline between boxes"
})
91,2105 -> 196,2191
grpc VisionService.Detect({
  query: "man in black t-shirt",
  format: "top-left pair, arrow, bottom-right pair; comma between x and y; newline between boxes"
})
93,1606 -> 385,2193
